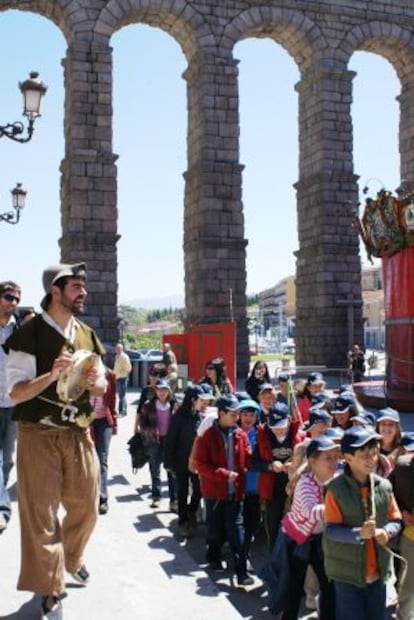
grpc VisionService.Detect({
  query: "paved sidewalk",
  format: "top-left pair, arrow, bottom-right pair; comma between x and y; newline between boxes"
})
0,391 -> 276,620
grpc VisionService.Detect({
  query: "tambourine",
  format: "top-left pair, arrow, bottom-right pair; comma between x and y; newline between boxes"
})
56,349 -> 100,403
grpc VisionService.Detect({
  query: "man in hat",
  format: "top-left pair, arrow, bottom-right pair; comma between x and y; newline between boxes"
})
5,263 -> 107,619
0,280 -> 21,534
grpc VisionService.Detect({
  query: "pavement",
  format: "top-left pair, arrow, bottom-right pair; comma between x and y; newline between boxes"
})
1,386 -> 412,620
0,389 -> 287,620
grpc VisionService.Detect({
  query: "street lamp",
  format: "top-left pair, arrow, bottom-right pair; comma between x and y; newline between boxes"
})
0,71 -> 47,143
0,183 -> 27,225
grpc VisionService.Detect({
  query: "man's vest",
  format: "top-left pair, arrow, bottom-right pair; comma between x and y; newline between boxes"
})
5,314 -> 105,426
323,473 -> 392,588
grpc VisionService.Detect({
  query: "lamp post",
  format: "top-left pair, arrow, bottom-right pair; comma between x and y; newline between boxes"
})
0,183 -> 27,225
0,71 -> 47,224
0,71 -> 47,143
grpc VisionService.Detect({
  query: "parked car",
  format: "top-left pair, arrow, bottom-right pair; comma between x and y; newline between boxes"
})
144,349 -> 163,361
125,349 -> 143,362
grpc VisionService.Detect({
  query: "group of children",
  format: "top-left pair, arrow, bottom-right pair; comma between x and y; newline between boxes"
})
135,359 -> 414,620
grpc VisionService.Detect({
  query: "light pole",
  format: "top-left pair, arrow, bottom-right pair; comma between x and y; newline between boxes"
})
0,183 -> 27,225
0,71 -> 47,225
0,71 -> 47,143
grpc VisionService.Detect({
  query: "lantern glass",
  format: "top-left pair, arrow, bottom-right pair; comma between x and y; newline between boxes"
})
11,183 -> 27,211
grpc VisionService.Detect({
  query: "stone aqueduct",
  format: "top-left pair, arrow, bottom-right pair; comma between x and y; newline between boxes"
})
4,0 -> 414,377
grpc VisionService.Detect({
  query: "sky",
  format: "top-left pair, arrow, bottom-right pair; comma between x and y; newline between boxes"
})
0,10 -> 400,310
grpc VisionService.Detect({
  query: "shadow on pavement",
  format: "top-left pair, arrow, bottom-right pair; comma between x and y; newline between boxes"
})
0,594 -> 39,620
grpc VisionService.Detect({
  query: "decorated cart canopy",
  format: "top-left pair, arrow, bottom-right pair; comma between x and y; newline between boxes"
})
355,187 -> 414,398
354,188 -> 414,261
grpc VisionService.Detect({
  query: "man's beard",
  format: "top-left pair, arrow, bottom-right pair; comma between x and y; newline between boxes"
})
61,296 -> 85,315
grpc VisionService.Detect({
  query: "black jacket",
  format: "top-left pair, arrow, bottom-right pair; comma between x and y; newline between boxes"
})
163,407 -> 201,474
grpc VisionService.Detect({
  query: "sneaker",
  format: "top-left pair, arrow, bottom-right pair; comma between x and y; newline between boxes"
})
71,565 -> 90,585
40,595 -> 63,620
150,497 -> 160,508
237,573 -> 254,587
169,500 -> 178,513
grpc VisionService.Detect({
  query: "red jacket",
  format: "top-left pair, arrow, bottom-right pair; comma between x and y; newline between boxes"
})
194,422 -> 251,501
256,420 -> 305,500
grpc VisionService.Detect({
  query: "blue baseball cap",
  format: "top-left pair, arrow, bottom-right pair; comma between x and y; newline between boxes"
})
259,382 -> 275,394
311,392 -> 331,407
155,379 -> 170,391
400,432 -> 414,451
235,391 -> 251,402
350,410 -> 376,428
306,435 -> 339,459
305,408 -> 332,430
341,427 -> 381,454
377,407 -> 400,424
278,374 -> 290,383
239,399 -> 261,414
331,393 -> 355,414
216,394 -> 240,412
307,372 -> 324,385
324,427 -> 344,440
190,383 -> 214,400
267,402 -> 290,428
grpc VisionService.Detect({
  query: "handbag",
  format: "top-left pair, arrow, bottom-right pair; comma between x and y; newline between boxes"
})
127,432 -> 150,473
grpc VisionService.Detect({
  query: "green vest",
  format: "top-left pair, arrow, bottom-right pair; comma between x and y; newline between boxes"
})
323,472 -> 392,588
6,314 -> 105,426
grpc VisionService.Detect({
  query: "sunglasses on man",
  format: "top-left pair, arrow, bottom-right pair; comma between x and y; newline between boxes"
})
2,293 -> 20,304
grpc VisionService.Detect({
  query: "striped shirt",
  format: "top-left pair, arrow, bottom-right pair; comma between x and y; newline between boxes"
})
282,470 -> 325,544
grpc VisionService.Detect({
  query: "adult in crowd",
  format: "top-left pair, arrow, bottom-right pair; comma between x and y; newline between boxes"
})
245,360 -> 271,402
280,435 -> 339,620
139,378 -> 177,511
113,342 -> 132,416
200,357 -> 233,397
194,394 -> 253,586
91,367 -> 118,515
5,262 -> 106,620
162,342 -> 177,368
348,343 -> 366,383
0,280 -> 21,533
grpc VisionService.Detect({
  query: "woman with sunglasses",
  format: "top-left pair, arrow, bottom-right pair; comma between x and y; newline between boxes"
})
200,357 -> 233,398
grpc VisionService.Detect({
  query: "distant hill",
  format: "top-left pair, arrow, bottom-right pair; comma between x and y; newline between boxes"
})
122,294 -> 184,310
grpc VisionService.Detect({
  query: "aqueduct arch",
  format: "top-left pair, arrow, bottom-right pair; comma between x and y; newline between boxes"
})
4,1 -> 414,377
